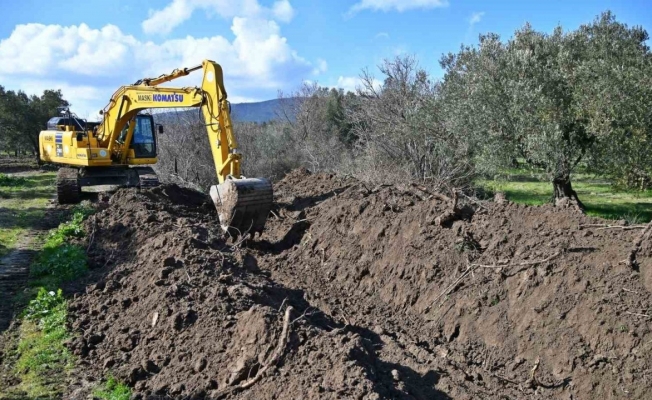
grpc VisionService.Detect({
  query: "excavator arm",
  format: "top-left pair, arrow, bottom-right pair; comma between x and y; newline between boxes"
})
96,60 -> 272,236
97,60 -> 240,184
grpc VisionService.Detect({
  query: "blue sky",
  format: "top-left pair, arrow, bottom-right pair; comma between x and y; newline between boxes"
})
0,0 -> 650,119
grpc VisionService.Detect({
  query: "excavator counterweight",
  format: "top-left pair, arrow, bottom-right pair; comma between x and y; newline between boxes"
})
38,60 -> 273,236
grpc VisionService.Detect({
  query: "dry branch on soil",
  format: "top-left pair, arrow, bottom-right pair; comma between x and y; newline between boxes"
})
625,311 -> 651,319
579,223 -> 647,230
86,216 -> 97,252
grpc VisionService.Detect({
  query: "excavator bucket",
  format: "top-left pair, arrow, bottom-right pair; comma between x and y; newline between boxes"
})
210,177 -> 273,237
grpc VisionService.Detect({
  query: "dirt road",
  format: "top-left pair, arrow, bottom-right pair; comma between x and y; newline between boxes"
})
0,171 -> 58,332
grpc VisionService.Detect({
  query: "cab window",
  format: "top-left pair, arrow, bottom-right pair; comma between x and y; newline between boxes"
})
130,115 -> 157,158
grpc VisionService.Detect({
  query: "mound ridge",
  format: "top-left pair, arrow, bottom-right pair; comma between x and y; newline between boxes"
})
66,170 -> 652,399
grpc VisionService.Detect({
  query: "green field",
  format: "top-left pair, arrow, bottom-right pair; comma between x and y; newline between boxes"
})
478,170 -> 652,223
0,172 -> 56,256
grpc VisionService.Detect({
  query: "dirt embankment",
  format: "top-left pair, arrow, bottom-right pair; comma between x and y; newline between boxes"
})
66,169 -> 652,399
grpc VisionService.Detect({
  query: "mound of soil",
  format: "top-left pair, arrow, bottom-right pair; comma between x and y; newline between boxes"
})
67,170 -> 652,399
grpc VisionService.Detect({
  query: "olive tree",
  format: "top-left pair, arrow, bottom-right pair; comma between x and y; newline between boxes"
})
578,12 -> 652,189
439,12 -> 651,206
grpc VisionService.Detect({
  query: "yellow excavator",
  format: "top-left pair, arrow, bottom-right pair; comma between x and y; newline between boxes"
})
39,60 -> 273,236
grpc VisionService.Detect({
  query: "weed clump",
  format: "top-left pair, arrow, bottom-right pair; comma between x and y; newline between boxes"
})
93,376 -> 132,400
0,173 -> 27,186
31,211 -> 92,284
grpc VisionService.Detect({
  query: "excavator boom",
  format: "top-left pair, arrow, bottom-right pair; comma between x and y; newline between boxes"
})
39,60 -> 273,236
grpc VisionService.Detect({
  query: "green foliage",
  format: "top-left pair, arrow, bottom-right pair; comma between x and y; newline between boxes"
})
14,288 -> 72,398
71,200 -> 96,219
0,86 -> 69,156
32,243 -> 87,283
478,169 -> 652,222
0,171 -> 55,257
31,209 -> 90,284
490,295 -> 501,306
93,377 -> 132,400
22,288 -> 67,334
0,173 -> 27,186
45,212 -> 86,247
1,188 -> 88,399
439,11 -> 652,198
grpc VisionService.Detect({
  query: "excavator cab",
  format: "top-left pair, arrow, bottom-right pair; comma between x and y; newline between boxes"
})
117,114 -> 158,159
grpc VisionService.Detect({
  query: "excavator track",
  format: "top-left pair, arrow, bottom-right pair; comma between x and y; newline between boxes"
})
56,167 -> 81,204
135,167 -> 160,189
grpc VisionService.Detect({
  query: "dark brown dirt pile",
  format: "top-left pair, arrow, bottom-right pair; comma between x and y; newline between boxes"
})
67,171 -> 652,399
66,184 -> 447,400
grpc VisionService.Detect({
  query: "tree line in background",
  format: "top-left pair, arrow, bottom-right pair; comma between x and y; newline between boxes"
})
0,87 -> 68,159
1,12 -> 650,208
159,11 -> 652,207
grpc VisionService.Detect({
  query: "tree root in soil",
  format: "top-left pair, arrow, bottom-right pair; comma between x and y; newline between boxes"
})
435,191 -> 461,227
626,220 -> 652,271
214,306 -> 294,398
428,251 -> 564,310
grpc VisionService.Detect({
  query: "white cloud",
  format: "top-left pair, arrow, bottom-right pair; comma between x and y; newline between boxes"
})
312,58 -> 328,75
375,32 -> 389,39
0,24 -> 137,77
334,76 -> 381,93
469,11 -> 485,26
348,0 -> 448,16
0,18 -> 313,116
1,77 -> 107,120
336,76 -> 360,93
272,0 -> 295,22
142,0 -> 295,35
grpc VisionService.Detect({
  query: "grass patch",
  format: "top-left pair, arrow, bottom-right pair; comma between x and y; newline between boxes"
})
478,171 -> 652,222
93,376 -> 132,400
0,173 -> 27,186
28,210 -> 89,289
1,205 -> 96,399
7,289 -> 73,398
0,172 -> 55,256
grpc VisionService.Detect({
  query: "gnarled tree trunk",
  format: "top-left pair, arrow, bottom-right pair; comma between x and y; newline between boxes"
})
552,176 -> 584,211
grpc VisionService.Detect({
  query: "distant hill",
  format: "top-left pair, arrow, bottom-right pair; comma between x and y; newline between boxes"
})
153,98 -> 297,125
231,99 -> 291,123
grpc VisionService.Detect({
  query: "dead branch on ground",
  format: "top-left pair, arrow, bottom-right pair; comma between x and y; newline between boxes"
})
526,357 -> 570,389
579,223 -> 647,231
429,251 -> 564,309
625,311 -> 651,319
